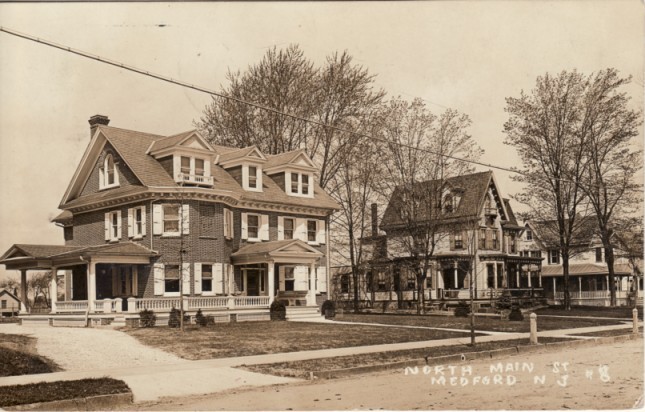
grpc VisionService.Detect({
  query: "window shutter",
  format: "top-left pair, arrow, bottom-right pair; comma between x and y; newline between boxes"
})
295,266 -> 308,291
296,218 -> 306,241
317,220 -> 326,244
214,263 -> 224,294
317,266 -> 327,293
153,204 -> 162,235
224,264 -> 231,295
127,209 -> 134,238
141,207 -> 147,236
116,210 -> 122,240
260,214 -> 269,241
241,213 -> 248,240
223,208 -> 230,239
450,232 -> 455,251
182,263 -> 190,295
277,216 -> 284,240
104,212 -> 110,241
194,263 -> 202,294
153,263 -> 164,296
181,204 -> 190,235
279,267 -> 286,291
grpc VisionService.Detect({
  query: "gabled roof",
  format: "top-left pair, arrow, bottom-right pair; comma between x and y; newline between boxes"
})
147,130 -> 214,154
0,289 -> 20,303
218,146 -> 267,165
231,239 -> 323,264
0,244 -> 83,262
263,149 -> 317,172
381,171 -> 501,229
529,216 -> 598,248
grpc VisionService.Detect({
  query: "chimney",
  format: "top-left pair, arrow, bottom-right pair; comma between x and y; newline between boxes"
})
371,203 -> 379,236
88,114 -> 110,138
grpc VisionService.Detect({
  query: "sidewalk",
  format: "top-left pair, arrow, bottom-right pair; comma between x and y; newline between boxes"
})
0,321 -> 639,402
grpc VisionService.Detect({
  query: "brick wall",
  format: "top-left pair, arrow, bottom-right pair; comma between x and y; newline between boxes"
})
79,142 -> 141,197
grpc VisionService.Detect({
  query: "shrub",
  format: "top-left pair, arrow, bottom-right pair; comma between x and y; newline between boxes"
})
270,300 -> 286,321
322,300 -> 336,318
139,309 -> 156,328
205,315 -> 216,326
495,295 -> 513,311
195,309 -> 207,327
168,307 -> 180,328
509,306 -> 524,321
454,300 -> 470,317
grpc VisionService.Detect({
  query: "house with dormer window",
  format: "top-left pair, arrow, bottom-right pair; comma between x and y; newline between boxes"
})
0,115 -> 339,326
334,171 -> 544,310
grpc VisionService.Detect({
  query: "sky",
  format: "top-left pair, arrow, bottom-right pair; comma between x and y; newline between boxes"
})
0,1 -> 643,280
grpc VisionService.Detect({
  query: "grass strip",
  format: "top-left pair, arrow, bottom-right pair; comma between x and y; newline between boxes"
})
0,378 -> 131,407
242,336 -> 572,379
569,327 -> 643,338
0,347 -> 61,377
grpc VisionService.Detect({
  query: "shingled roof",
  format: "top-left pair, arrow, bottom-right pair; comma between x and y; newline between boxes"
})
381,171 -> 495,229
529,216 -> 598,248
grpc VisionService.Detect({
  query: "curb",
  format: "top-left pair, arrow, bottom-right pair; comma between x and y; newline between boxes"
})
311,333 -> 641,380
4,391 -> 132,411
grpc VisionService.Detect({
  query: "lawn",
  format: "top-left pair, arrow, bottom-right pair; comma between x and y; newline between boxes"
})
126,321 -> 476,360
0,378 -> 130,407
534,306 -> 640,319
243,337 -> 573,379
335,312 -> 624,333
0,333 -> 61,377
570,327 -> 643,338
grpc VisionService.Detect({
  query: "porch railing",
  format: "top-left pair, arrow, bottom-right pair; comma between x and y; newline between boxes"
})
187,296 -> 229,310
134,298 -> 182,311
234,296 -> 270,307
553,290 -> 629,300
56,300 -> 88,312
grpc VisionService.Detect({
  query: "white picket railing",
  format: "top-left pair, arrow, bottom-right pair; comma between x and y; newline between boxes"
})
234,296 -> 270,307
553,290 -> 629,300
134,298 -> 181,311
56,300 -> 88,312
187,296 -> 229,310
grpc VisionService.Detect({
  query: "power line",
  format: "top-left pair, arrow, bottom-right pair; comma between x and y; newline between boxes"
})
0,25 -> 521,176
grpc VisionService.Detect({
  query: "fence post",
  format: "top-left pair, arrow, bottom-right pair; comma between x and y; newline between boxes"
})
530,313 -> 538,344
115,298 -> 123,313
128,297 -> 137,314
633,308 -> 639,334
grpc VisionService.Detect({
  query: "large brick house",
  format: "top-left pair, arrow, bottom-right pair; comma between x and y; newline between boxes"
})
0,115 -> 339,325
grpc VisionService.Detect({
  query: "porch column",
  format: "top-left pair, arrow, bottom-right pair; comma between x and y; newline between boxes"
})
527,268 -> 532,288
307,263 -> 316,306
19,269 -> 28,313
88,261 -> 97,313
493,264 -> 498,289
605,276 -> 609,292
552,277 -> 556,293
516,269 -> 520,289
267,262 -> 275,304
453,262 -> 458,289
50,267 -> 58,314
578,276 -> 582,293
539,272 -> 542,287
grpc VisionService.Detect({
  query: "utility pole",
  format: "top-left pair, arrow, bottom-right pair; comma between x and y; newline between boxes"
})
468,219 -> 477,346
178,181 -> 186,332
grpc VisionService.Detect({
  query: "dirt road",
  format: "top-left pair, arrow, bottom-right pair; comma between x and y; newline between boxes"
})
130,337 -> 643,410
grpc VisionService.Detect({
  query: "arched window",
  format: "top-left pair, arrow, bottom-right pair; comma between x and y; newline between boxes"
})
100,153 -> 119,189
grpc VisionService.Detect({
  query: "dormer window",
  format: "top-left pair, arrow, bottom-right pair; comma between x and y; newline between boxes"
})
443,194 -> 454,213
195,159 -> 205,176
174,155 -> 213,186
99,154 -> 119,190
242,164 -> 263,192
286,171 -> 314,197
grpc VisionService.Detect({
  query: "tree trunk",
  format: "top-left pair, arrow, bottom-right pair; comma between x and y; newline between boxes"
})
562,254 -> 571,311
605,246 -> 617,307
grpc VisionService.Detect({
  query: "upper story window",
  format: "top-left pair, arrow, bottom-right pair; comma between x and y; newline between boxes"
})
286,171 -> 313,197
152,204 -> 189,236
443,194 -> 454,213
525,230 -> 533,241
128,206 -> 146,239
479,228 -> 486,249
307,220 -> 318,242
549,249 -> 560,264
104,210 -> 122,242
454,232 -> 464,249
163,204 -> 180,235
195,159 -> 205,176
595,247 -> 603,262
492,231 -> 499,249
175,155 -> 212,186
223,208 -> 234,239
284,218 -> 295,240
241,213 -> 269,241
247,214 -> 260,239
242,164 -> 263,192
99,154 -> 119,190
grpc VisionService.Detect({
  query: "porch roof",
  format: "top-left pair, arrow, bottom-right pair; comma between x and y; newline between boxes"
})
231,239 -> 323,265
0,242 -> 157,270
541,263 -> 633,277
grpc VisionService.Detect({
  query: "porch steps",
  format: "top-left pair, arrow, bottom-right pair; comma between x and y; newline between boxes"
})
285,306 -> 321,321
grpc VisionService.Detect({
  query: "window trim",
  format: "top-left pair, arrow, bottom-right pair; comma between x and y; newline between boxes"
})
242,163 -> 263,192
162,204 -> 181,237
549,249 -> 560,265
286,170 -> 314,198
163,264 -> 181,297
99,154 -> 120,190
106,210 -> 121,242
246,213 -> 261,241
201,263 -> 214,295
454,232 -> 464,249
307,220 -> 318,244
283,217 -> 295,240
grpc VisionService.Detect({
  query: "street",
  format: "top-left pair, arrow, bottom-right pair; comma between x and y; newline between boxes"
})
129,337 -> 643,410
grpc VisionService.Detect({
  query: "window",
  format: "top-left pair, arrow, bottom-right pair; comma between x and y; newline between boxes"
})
596,247 -> 603,262
307,220 -> 317,242
223,208 -> 234,239
284,218 -> 295,240
195,158 -> 205,176
181,156 -> 191,175
284,267 -> 295,291
287,172 -> 313,196
163,204 -> 180,234
202,264 -> 213,293
105,210 -> 121,242
509,234 -> 516,253
302,175 -> 310,195
249,166 -> 258,189
549,249 -> 560,264
377,272 -> 387,291
99,154 -> 119,189
1,301 -> 6,309
454,232 -> 464,249
479,229 -> 487,249
406,273 -> 416,290
340,274 -> 350,294
444,194 -> 453,213
291,172 -> 299,193
531,250 -> 542,258
247,214 -> 259,239
164,265 -> 180,293
526,230 -> 532,241
492,231 -> 498,249
129,206 -> 146,238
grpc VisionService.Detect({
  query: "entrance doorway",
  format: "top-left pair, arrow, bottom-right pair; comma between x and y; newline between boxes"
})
244,269 -> 264,296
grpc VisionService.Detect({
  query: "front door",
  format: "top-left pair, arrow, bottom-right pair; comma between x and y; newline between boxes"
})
246,270 -> 260,296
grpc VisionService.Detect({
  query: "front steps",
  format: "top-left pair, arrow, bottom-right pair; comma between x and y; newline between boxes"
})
286,306 -> 321,321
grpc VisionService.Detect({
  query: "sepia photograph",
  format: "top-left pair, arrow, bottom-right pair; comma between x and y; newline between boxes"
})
0,1 -> 643,410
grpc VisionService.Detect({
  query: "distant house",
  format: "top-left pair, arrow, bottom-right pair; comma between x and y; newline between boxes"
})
523,218 -> 643,307
0,115 -> 339,326
0,289 -> 21,316
333,171 -> 544,310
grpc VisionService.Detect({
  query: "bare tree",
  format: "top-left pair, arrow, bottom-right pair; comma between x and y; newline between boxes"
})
575,69 -> 642,306
504,70 -> 591,310
377,97 -> 482,314
196,46 -> 385,190
27,271 -> 59,309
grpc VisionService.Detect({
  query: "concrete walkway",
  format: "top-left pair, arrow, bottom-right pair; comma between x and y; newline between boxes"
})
0,320 -> 639,403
